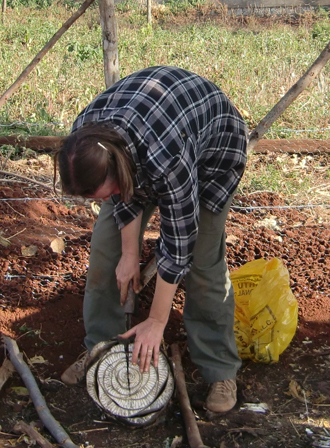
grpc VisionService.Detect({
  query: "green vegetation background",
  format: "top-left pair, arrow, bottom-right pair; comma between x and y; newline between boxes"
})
0,1 -> 329,138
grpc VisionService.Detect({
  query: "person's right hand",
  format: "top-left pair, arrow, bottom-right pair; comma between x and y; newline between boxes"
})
115,252 -> 140,305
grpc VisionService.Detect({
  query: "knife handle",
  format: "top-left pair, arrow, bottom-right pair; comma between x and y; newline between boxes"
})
124,282 -> 135,314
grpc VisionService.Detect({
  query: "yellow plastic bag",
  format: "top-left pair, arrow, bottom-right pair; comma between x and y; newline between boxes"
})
231,258 -> 298,363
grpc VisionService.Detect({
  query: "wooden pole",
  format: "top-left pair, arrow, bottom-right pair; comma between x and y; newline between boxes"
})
248,39 -> 330,152
99,0 -> 120,88
0,0 -> 96,109
147,0 -> 152,25
2,0 -> 6,16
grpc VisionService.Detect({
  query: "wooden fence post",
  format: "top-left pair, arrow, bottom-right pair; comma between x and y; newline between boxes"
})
99,0 -> 120,88
147,0 -> 152,24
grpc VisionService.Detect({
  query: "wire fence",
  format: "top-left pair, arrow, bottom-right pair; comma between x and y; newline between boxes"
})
0,136 -> 329,326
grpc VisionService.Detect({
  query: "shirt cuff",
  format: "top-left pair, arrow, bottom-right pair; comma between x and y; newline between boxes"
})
155,248 -> 192,284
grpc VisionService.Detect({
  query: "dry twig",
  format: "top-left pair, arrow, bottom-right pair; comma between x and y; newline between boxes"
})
0,170 -> 54,191
171,343 -> 209,448
13,421 -> 54,448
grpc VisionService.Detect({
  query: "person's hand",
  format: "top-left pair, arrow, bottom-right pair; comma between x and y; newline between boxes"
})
116,253 -> 140,305
118,317 -> 165,372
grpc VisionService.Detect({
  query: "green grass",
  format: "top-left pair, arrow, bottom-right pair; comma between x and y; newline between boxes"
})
0,1 -> 329,139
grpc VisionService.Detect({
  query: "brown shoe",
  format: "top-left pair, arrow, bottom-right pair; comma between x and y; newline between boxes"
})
61,351 -> 90,385
206,379 -> 237,413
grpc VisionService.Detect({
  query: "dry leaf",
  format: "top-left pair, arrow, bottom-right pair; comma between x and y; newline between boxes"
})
9,386 -> 30,396
50,237 -> 65,254
91,201 -> 101,216
288,379 -> 309,403
28,355 -> 48,365
21,245 -> 38,256
0,234 -> 11,247
226,234 -> 239,246
0,358 -> 15,391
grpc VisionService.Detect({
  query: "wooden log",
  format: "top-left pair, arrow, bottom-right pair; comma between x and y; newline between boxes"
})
0,0 -> 96,109
171,343 -> 209,448
3,336 -> 80,448
0,135 -> 62,152
1,135 -> 329,154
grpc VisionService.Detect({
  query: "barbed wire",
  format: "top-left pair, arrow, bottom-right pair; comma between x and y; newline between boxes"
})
0,121 -> 330,135
0,197 -> 329,212
0,121 -> 64,128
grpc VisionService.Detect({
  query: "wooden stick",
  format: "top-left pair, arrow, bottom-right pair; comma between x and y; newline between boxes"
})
3,336 -> 80,448
171,343 -> 209,448
0,0 -> 96,109
13,421 -> 54,448
248,40 -> 330,152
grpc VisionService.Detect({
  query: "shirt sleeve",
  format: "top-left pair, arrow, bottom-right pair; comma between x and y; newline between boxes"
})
112,195 -> 145,229
153,153 -> 200,284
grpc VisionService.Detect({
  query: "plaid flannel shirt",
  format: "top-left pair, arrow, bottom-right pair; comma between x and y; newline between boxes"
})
71,66 -> 247,284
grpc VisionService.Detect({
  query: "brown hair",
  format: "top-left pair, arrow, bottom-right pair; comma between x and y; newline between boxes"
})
53,122 -> 136,203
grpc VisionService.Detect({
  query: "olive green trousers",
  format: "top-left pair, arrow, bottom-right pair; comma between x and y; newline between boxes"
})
83,197 -> 241,383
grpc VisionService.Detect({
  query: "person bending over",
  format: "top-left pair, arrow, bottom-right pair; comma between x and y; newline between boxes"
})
54,66 -> 247,413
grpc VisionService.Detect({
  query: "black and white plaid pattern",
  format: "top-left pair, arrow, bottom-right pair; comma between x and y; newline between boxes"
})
72,66 -> 247,283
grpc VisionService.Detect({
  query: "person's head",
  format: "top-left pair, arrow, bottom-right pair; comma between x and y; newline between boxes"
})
53,123 -> 136,202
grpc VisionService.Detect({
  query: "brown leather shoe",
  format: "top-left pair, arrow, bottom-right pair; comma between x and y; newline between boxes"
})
205,379 -> 237,413
61,351 -> 90,385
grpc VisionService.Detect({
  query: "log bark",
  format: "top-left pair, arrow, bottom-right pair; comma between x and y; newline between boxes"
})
99,0 -> 120,88
248,39 -> 330,152
3,336 -> 80,448
0,0 -> 96,109
0,135 -> 62,152
171,343 -> 209,448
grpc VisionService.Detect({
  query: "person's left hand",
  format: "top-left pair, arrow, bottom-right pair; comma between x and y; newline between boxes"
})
118,317 -> 165,372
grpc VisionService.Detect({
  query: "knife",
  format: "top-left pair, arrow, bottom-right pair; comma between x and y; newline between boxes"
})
123,281 -> 135,394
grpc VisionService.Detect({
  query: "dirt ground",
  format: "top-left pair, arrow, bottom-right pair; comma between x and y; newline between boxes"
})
0,141 -> 330,448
